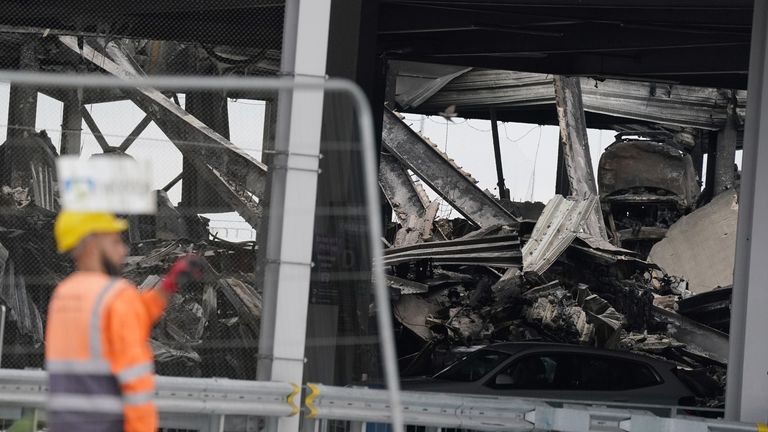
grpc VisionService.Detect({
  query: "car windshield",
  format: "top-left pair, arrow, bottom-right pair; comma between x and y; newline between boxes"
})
433,349 -> 510,382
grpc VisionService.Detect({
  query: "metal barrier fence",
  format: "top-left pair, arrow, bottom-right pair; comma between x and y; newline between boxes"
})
0,368 -> 298,431
0,372 -> 763,432
304,384 -> 764,432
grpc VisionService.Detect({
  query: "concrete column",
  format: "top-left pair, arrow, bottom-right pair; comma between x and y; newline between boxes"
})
6,39 -> 39,140
553,75 -> 607,239
714,92 -> 739,195
725,0 -> 768,422
703,130 -> 719,202
60,92 -> 83,155
180,50 -> 231,214
689,130 -> 705,183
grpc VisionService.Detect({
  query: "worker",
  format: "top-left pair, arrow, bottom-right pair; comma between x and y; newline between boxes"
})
45,211 -> 203,432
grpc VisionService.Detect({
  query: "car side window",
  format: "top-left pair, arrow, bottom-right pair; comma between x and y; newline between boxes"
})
487,354 -> 574,390
435,350 -> 511,382
575,355 -> 662,390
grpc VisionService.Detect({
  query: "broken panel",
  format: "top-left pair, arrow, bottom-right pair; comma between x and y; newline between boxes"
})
522,195 -> 598,276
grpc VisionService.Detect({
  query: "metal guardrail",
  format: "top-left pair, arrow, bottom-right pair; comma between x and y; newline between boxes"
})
0,368 -> 299,417
1,371 -> 765,432
304,384 -> 766,432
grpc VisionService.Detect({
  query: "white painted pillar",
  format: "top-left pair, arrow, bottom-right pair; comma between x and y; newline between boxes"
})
256,1 -> 332,432
725,0 -> 768,422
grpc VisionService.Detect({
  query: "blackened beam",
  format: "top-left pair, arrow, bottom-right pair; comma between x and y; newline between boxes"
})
418,70 -> 747,131
380,152 -> 447,241
382,109 -> 519,228
382,234 -> 521,267
379,152 -> 429,225
554,132 -> 569,195
80,106 -> 112,152
553,75 -> 608,240
59,36 -> 265,228
489,109 -> 510,200
162,172 -> 183,192
118,114 -> 153,152
653,306 -> 729,364
59,36 -> 267,199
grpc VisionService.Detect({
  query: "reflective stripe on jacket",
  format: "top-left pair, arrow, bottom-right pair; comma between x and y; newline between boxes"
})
45,272 -> 167,432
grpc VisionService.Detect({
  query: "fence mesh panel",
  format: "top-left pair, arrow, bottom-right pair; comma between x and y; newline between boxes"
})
0,27 -> 379,396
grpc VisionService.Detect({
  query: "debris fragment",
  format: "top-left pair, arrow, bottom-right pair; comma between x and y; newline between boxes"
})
649,190 -> 738,293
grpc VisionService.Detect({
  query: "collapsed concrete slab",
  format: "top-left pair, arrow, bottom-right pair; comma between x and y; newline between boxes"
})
649,190 -> 738,294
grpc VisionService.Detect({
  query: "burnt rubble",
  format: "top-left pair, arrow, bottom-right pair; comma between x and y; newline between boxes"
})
386,193 -> 728,408
0,202 -> 263,378
0,206 -> 263,378
0,135 -> 64,367
0,133 -> 262,377
378,107 -> 732,409
123,238 -> 262,379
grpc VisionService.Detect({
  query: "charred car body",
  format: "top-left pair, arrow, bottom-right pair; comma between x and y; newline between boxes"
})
598,134 -> 700,258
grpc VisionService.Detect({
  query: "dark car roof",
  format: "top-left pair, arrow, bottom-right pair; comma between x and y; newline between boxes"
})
482,342 -> 677,370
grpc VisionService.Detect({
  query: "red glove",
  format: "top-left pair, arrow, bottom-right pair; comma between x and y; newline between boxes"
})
161,255 -> 205,296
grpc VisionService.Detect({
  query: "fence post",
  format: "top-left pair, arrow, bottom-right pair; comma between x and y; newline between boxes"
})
208,414 -> 224,432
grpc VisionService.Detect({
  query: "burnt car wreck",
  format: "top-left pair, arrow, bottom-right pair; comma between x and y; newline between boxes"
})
599,134 -> 701,258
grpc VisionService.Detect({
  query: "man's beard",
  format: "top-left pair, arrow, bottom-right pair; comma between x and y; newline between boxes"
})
100,251 -> 122,277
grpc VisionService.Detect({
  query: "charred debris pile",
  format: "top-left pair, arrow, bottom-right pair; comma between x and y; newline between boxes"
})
381,112 -> 733,407
0,133 -> 261,379
385,197 -> 728,406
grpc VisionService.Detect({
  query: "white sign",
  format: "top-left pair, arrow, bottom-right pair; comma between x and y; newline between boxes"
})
57,155 -> 157,214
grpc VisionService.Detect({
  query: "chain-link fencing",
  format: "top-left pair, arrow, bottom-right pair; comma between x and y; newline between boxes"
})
0,33 -> 388,392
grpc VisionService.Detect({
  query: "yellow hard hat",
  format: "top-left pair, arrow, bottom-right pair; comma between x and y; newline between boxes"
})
54,211 -> 129,253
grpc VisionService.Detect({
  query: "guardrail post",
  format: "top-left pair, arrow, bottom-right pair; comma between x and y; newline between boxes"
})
349,421 -> 365,432
301,416 -> 318,432
208,414 -> 224,432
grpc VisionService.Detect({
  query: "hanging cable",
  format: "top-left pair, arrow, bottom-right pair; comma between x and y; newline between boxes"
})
525,126 -> 544,202
504,123 -> 540,143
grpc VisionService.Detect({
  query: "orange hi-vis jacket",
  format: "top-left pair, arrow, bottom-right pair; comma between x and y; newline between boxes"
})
45,272 -> 167,432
